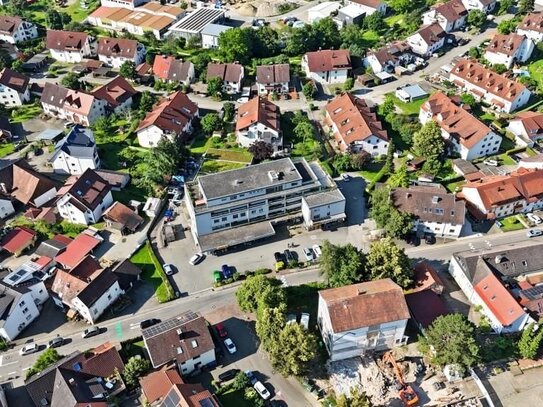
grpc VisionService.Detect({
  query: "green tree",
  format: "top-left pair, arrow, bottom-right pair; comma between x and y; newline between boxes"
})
498,0 -> 514,15
378,95 -> 395,117
46,10 -> 63,29
122,356 -> 151,387
244,387 -> 265,407
467,9 -> 486,29
302,81 -> 316,100
232,371 -> 250,390
137,91 -> 156,113
418,314 -> 480,374
468,46 -> 480,59
497,18 -> 518,35
252,26 -> 280,58
518,323 -> 543,359
248,140 -> 274,162
364,11 -> 386,32
334,154 -> 353,172
294,120 -> 315,142
218,27 -> 254,64
312,17 -> 341,50
518,0 -> 535,15
343,77 -> 354,91
387,163 -> 409,188
26,348 -> 63,378
235,275 -> 281,312
256,303 -> 286,351
384,140 -> 395,174
119,60 -> 136,79
492,63 -> 508,74
192,52 -> 212,79
206,76 -> 223,97
200,113 -> 222,135
336,387 -> 373,407
366,237 -> 413,288
60,72 -> 81,90
269,323 -> 317,376
412,120 -> 444,159
350,151 -> 370,170
93,116 -> 114,136
11,59 -> 23,72
460,93 -> 476,106
319,241 -> 366,287
222,102 -> 235,122
388,0 -> 414,13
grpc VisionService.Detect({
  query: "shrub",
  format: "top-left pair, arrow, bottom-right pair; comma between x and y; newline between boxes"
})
275,261 -> 285,271
288,260 -> 298,269
255,268 -> 272,275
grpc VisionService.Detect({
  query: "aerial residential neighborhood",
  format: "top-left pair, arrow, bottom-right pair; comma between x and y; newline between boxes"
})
1,0 -> 543,406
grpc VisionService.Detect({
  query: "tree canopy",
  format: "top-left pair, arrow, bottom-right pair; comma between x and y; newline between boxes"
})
119,61 -> 137,79
26,348 -> 63,379
467,9 -> 486,28
235,275 -> 282,312
248,141 -> 274,162
268,323 -> 318,376
60,72 -> 81,90
218,28 -> 254,64
518,323 -> 543,360
122,356 -> 151,387
369,187 -> 413,238
366,237 -> 413,288
412,120 -> 444,159
319,241 -> 366,287
200,113 -> 222,135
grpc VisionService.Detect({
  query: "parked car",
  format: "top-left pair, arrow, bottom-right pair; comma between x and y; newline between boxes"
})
274,252 -> 284,262
527,213 -> 542,224
163,264 -> 174,275
312,245 -> 322,258
48,337 -> 64,349
303,247 -> 315,262
82,326 -> 101,339
140,318 -> 161,329
245,370 -> 258,385
221,264 -> 233,279
224,338 -> 237,354
189,253 -> 204,265
254,381 -> 271,400
215,323 -> 228,338
407,234 -> 420,247
213,271 -> 223,282
218,369 -> 239,382
527,229 -> 543,238
20,343 -> 39,356
425,234 -> 436,245
283,249 -> 296,263
483,159 -> 499,166
300,313 -> 310,330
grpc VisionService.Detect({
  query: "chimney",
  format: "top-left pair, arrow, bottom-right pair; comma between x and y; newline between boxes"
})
69,378 -> 76,386
0,182 -> 7,194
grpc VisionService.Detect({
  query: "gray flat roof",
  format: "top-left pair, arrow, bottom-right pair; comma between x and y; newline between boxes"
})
36,129 -> 64,140
303,189 -> 345,208
398,84 -> 428,99
197,221 -> 276,252
169,7 -> 224,34
198,158 -> 304,200
201,23 -> 232,37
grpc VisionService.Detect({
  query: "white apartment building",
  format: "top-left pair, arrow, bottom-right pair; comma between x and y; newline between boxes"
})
70,274 -> 122,324
517,12 -> 543,43
484,33 -> 534,68
46,30 -> 93,63
301,189 -> 346,230
51,126 -> 100,175
302,49 -> 351,85
344,0 -> 387,15
461,0 -> 496,13
100,0 -> 148,9
0,68 -> 30,107
422,0 -> 467,32
236,97 -> 282,151
406,23 -> 446,56
507,111 -> 543,147
0,16 -> 38,44
97,37 -> 146,69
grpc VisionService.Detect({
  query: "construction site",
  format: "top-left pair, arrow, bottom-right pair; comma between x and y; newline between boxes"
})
326,349 -> 486,407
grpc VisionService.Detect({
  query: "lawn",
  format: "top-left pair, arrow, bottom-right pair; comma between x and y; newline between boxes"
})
130,242 -> 175,303
360,161 -> 385,182
499,215 -> 526,232
9,103 -> 42,123
218,389 -> 254,407
205,148 -> 253,163
199,160 -> 246,174
112,183 -> 147,206
361,30 -> 380,47
385,14 -> 405,27
121,338 -> 146,360
66,0 -> 100,23
443,179 -> 465,193
190,135 -> 214,154
389,94 -> 429,116
529,59 -> 543,90
0,143 -> 14,158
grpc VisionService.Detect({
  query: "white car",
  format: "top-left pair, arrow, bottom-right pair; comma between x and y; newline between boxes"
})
312,244 -> 322,258
527,213 -> 542,224
254,381 -> 271,400
527,229 -> 543,238
483,159 -> 499,167
286,314 -> 297,325
303,247 -> 315,261
300,312 -> 310,330
163,264 -> 174,275
224,338 -> 237,354
189,253 -> 204,265
20,343 -> 39,356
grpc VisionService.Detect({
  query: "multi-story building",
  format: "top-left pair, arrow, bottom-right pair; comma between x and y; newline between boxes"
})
184,158 -> 345,252
100,0 -> 148,9
484,33 -> 534,68
91,75 -> 138,114
517,12 -> 543,43
97,37 -> 146,69
318,279 -> 410,361
255,63 -> 290,95
152,55 -> 195,85
302,49 -> 351,85
206,62 -> 244,94
0,68 -> 30,106
419,92 -> 502,160
364,41 -> 413,74
406,23 -> 446,56
460,0 -> 496,13
344,0 -> 387,15
449,58 -> 531,113
50,126 -> 100,175
236,97 -> 282,151
422,0 -> 467,32
0,15 -> 38,44
46,30 -> 93,63
507,111 -> 543,147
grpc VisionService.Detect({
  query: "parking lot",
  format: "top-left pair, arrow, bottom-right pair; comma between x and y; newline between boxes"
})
157,173 -> 370,294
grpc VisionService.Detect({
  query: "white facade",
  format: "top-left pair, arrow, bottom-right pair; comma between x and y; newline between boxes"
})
423,9 -> 466,32
413,218 -> 463,238
0,198 -> 14,219
41,98 -> 107,127
350,134 -> 388,156
52,150 -> 100,175
303,66 -> 349,85
484,38 -> 534,68
406,32 -> 445,56
57,190 -> 114,225
0,20 -> 38,44
237,122 -> 282,151
71,280 -> 122,324
0,83 -> 29,107
508,119 -> 543,147
34,187 -> 58,209
301,193 -> 346,229
178,348 -> 216,376
461,186 -> 523,218
345,0 -> 387,15
517,27 -> 543,43
98,44 -> 146,69
257,80 -> 289,95
100,0 -> 147,9
307,1 -> 342,23
461,0 -> 496,12
137,119 -> 194,148
50,38 -> 93,63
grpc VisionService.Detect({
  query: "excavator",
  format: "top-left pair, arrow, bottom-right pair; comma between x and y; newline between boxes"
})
382,351 -> 419,407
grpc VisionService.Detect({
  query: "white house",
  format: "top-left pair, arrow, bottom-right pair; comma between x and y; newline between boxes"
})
301,189 -> 346,230
364,41 -> 412,74
0,161 -> 57,208
302,49 -> 351,85
344,0 -> 387,16
0,68 -> 30,107
461,0 -> 496,13
449,58 -> 531,113
419,92 -> 502,160
96,37 -> 146,69
318,279 -> 410,361
0,15 -> 38,44
41,83 -> 107,127
391,184 -> 466,238
307,2 -> 342,24
449,242 -> 537,333
325,93 -> 389,155
46,30 -> 93,63
507,111 -> 543,147
143,312 -> 216,375
137,91 -> 198,148
51,126 -> 100,175
484,33 -> 534,68
422,0 -> 467,32
255,64 -> 290,95
406,23 -> 446,56
517,12 -> 543,43
92,75 -> 138,114
56,169 -> 114,225
236,97 -> 282,151
201,23 -> 232,49
206,62 -> 244,94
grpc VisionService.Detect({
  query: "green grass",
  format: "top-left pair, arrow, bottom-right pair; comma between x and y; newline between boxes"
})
190,135 -> 215,154
385,14 -> 405,27
121,339 -> 146,359
9,103 -> 42,123
389,94 -> 429,115
360,161 -> 385,182
112,183 -> 147,206
361,30 -> 380,47
200,160 -> 246,174
443,179 -> 465,193
130,242 -> 175,303
526,147 -> 538,157
218,389 -> 254,407
499,215 -> 526,232
205,148 -> 253,163
0,143 -> 14,158
529,59 -> 543,90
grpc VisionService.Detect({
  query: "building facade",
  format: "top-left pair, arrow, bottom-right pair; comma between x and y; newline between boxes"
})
0,16 -> 38,44
0,68 -> 30,107
97,37 -> 146,69
302,49 -> 351,85
484,33 -> 534,68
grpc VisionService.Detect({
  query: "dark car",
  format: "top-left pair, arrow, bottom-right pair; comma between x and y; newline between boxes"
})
215,323 -> 228,338
48,337 -> 64,349
218,369 -> 239,382
406,234 -> 420,247
140,318 -> 161,330
245,370 -> 258,386
283,250 -> 296,263
221,264 -> 233,279
274,252 -> 284,262
425,234 -> 436,245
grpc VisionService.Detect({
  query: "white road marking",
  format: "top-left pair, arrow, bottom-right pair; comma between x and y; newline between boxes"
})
130,325 -> 139,330
22,367 -> 31,371
0,361 -> 18,367
0,355 -> 3,366
7,372 -> 16,375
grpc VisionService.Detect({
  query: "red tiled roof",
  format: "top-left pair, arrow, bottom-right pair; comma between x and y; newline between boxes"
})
304,49 -> 351,73
236,97 -> 280,132
55,233 -> 101,269
512,111 -> 543,139
102,201 -> 143,232
62,342 -> 124,379
97,37 -> 140,59
486,33 -> 526,57
410,261 -> 445,293
152,55 -> 193,82
46,30 -> 88,52
413,23 -> 446,46
92,75 -> 138,108
53,234 -> 73,246
137,91 -> 198,134
519,11 -> 543,34
140,369 -> 183,405
0,226 -> 36,254
431,0 -> 467,21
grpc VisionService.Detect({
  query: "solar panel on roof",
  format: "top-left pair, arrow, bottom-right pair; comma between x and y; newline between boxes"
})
142,311 -> 199,338
199,398 -> 215,407
523,285 -> 543,300
162,388 -> 181,407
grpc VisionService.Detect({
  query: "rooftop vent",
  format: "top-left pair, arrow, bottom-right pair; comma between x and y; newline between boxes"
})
495,254 -> 507,264
432,196 -> 440,204
268,170 -> 279,181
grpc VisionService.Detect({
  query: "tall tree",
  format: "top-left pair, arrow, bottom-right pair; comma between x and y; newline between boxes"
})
256,303 -> 286,352
467,9 -> 486,29
46,10 -> 63,30
412,120 -> 444,159
122,356 -> 150,387
302,81 -> 316,100
312,17 -> 341,50
235,275 -> 281,312
268,323 -> 317,377
222,102 -> 235,122
200,113 -> 221,135
319,241 -> 366,287
252,26 -> 280,57
248,141 -> 274,162
366,237 -> 413,288
369,187 -> 413,238
60,72 -> 81,90
364,11 -> 386,31
206,76 -> 223,97
518,323 -> 543,359
387,164 -> 409,188
218,28 -> 253,64
119,60 -> 137,79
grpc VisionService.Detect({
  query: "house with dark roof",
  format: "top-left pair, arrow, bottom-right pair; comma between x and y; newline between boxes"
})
136,91 -> 198,148
97,37 -> 146,69
406,22 -> 446,56
0,68 -> 30,106
46,30 -> 93,63
103,201 -> 144,235
508,111 -> 543,147
142,311 -> 216,375
448,240 -> 541,333
484,33 -> 534,68
422,0 -> 467,32
153,55 -> 195,85
0,15 -> 38,44
92,75 -> 138,114
302,49 -> 351,85
35,235 -> 72,263
0,279 -> 43,341
317,279 -> 410,361
256,63 -> 290,95
236,97 -> 281,151
364,41 -> 413,74
56,169 -> 114,225
112,258 -> 142,291
50,125 -> 100,175
206,62 -> 244,94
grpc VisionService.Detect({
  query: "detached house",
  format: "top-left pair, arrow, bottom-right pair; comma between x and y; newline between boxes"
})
364,41 -> 412,74
484,33 -> 534,68
92,75 -> 138,113
143,311 -> 216,375
0,68 -> 30,106
423,0 -> 467,32
255,63 -> 290,95
302,49 -> 351,85
51,125 -> 100,175
318,279 -> 410,361
449,58 -> 531,113
41,83 -> 107,127
236,97 -> 282,151
419,92 -> 502,160
153,55 -> 195,86
0,15 -> 38,44
461,0 -> 496,13
56,169 -> 114,225
46,30 -> 93,63
97,37 -> 146,69
406,23 -> 446,56
391,184 -> 466,238
345,0 -> 387,15
517,12 -> 543,43
206,62 -> 244,94
325,93 -> 389,155
507,111 -> 543,147
137,91 -> 198,148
